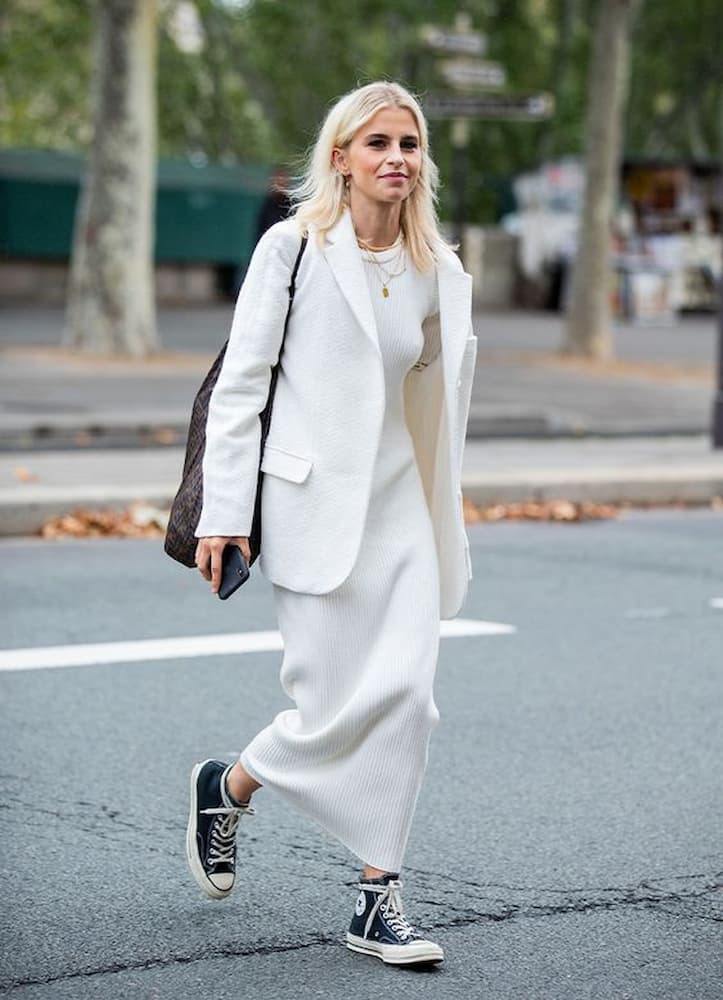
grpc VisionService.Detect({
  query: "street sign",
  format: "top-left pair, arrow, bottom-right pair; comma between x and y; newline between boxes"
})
423,92 -> 555,121
439,58 -> 507,90
420,25 -> 487,55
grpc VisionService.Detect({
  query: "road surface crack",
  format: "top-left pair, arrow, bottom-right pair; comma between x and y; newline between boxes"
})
2,870 -> 719,992
0,935 -> 343,992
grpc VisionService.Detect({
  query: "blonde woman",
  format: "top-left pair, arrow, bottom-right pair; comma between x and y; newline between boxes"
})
188,81 -> 478,966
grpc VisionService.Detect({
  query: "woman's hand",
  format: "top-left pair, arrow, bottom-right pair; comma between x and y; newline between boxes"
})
195,536 -> 251,594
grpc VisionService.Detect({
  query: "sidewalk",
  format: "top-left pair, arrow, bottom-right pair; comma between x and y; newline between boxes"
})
0,306 -> 717,448
0,306 -> 721,534
2,437 -> 722,536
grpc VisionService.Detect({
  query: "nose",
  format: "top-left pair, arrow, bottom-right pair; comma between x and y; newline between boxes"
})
386,143 -> 404,164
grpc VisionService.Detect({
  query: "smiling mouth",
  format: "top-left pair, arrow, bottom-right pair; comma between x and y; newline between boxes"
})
381,173 -> 407,179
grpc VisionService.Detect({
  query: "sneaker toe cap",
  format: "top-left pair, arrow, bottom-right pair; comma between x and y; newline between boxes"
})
208,872 -> 234,891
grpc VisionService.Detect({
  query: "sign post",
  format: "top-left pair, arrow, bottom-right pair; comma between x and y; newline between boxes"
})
451,118 -> 469,249
420,14 -> 489,252
420,13 -> 554,259
713,122 -> 723,446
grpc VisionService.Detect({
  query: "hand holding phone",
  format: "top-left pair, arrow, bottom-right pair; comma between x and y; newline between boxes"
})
218,544 -> 250,600
195,536 -> 250,596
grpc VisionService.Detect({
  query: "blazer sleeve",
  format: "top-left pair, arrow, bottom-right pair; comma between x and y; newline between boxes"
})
194,224 -> 299,538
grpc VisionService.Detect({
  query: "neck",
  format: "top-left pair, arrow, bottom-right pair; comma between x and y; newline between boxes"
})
348,196 -> 402,249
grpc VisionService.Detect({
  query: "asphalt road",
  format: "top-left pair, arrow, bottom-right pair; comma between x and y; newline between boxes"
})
1,511 -> 721,999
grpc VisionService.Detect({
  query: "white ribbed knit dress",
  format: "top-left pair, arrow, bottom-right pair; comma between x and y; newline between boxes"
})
239,242 -> 441,873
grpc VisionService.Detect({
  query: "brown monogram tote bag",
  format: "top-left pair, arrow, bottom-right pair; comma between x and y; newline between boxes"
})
164,236 -> 307,568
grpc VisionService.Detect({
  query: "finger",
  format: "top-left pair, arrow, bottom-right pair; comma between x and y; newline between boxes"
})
233,536 -> 251,564
210,543 -> 226,592
196,543 -> 211,580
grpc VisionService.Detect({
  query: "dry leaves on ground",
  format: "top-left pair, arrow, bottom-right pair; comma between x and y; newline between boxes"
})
40,503 -> 169,539
37,496 -> 723,538
463,497 -> 619,523
13,467 -> 39,482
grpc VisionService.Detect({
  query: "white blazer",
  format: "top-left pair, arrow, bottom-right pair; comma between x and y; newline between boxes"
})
195,208 -> 478,618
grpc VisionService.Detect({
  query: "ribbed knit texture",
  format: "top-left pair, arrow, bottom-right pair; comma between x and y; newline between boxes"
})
240,244 -> 441,872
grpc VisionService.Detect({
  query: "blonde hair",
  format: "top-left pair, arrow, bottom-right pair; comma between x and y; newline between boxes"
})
290,81 -> 449,273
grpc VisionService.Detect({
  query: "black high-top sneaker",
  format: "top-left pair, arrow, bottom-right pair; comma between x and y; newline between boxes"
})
185,759 -> 255,900
346,871 -> 444,965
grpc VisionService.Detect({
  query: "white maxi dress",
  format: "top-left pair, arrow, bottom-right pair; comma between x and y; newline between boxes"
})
239,244 -> 441,873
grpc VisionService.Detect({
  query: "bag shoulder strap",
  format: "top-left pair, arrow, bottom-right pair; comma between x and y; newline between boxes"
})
261,234 -> 308,442
278,233 -> 308,360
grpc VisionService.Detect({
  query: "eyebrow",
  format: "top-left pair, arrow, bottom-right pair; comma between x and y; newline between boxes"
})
364,132 -> 420,141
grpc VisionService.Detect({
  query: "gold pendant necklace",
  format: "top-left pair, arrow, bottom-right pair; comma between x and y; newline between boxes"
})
361,245 -> 407,297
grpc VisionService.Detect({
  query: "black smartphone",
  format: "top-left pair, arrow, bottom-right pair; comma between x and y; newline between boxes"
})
218,544 -> 250,600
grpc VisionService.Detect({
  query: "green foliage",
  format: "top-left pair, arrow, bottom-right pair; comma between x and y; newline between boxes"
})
0,0 -> 93,148
626,0 -> 723,159
3,0 -> 721,224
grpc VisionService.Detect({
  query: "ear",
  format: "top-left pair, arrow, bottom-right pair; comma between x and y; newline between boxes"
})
331,147 -> 348,175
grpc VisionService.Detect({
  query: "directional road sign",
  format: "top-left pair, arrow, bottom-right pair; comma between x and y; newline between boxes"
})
420,25 -> 487,55
423,92 -> 555,121
439,58 -> 507,90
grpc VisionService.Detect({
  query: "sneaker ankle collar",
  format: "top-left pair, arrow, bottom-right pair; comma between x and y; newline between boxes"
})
220,764 -> 251,810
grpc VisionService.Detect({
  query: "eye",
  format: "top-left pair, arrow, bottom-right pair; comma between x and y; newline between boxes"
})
401,140 -> 419,150
368,138 -> 386,148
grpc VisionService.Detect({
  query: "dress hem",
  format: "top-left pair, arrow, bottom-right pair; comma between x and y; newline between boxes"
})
238,749 -> 411,874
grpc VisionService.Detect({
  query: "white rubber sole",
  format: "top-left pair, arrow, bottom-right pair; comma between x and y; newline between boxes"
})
185,760 -> 231,901
346,932 -> 444,965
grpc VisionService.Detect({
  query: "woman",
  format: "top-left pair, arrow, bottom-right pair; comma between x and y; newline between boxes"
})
187,81 -> 477,967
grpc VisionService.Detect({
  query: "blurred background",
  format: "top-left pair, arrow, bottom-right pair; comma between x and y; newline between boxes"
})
0,0 -> 722,517
1,0 -> 720,321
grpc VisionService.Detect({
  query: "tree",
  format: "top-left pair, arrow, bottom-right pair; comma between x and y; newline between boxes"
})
562,0 -> 643,359
4,1 -> 718,237
0,1 -> 92,150
64,0 -> 158,356
626,0 -> 723,159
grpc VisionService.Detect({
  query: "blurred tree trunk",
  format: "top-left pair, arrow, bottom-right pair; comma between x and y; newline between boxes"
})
64,0 -> 158,356
562,0 -> 642,359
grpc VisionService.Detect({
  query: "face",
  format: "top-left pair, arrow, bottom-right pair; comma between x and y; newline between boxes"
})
332,106 -> 422,208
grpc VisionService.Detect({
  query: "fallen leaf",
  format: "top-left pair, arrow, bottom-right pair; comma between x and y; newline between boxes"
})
40,505 -> 170,539
14,467 -> 39,482
463,498 -> 619,523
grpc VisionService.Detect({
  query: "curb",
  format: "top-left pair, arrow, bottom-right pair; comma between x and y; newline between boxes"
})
0,418 -> 710,452
2,471 -> 722,537
462,468 -> 723,507
0,485 -> 175,536
0,416 -> 190,453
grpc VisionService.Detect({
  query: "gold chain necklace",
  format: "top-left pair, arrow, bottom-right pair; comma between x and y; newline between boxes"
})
359,242 -> 406,298
356,232 -> 403,253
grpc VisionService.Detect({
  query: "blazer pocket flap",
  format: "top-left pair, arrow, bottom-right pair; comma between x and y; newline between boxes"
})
260,444 -> 312,483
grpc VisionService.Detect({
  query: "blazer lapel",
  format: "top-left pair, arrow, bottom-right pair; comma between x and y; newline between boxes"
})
322,210 -> 380,355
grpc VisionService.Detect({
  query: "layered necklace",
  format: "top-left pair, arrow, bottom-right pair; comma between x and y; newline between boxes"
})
357,232 -> 406,298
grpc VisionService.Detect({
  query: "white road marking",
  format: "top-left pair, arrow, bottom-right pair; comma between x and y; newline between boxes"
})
441,618 -> 516,637
709,598 -> 723,610
624,607 -> 671,619
0,618 -> 515,673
